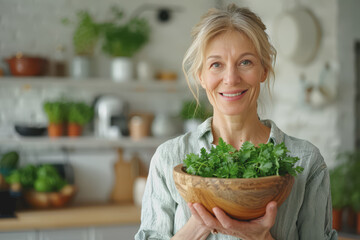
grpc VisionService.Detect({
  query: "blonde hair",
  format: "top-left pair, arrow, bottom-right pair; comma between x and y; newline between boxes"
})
182,4 -> 277,104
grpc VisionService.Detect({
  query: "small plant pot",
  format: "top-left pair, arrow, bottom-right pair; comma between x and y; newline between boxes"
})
346,207 -> 357,230
357,212 -> 360,234
67,123 -> 82,137
332,208 -> 343,231
70,56 -> 92,79
48,123 -> 64,138
111,57 -> 133,82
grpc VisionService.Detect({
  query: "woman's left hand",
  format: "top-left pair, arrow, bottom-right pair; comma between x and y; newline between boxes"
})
188,201 -> 277,240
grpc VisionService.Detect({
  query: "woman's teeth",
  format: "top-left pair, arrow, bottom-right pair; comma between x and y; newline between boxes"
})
221,91 -> 246,97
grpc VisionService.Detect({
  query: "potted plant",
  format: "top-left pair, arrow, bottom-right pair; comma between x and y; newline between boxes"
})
335,151 -> 360,232
346,152 -> 360,234
62,10 -> 100,78
329,163 -> 348,231
180,100 -> 212,133
67,101 -> 94,137
43,100 -> 68,137
99,6 -> 150,82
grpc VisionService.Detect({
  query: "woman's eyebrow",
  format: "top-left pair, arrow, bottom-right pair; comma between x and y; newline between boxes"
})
206,52 -> 256,60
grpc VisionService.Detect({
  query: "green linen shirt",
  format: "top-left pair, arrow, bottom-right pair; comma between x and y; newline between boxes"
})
135,118 -> 338,240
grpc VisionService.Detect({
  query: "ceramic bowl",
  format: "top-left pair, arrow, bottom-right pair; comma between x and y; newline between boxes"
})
173,164 -> 294,220
5,54 -> 48,76
14,124 -> 47,136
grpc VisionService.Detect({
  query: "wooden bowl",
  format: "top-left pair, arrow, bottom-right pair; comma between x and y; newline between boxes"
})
173,164 -> 294,220
24,185 -> 76,209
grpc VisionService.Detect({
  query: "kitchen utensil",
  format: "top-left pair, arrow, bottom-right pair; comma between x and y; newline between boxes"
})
273,7 -> 320,64
110,149 -> 139,203
173,164 -> 294,220
14,123 -> 47,137
5,53 -> 48,76
129,112 -> 154,140
94,96 -> 129,138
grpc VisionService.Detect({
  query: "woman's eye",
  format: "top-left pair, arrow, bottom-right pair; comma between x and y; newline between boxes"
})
210,62 -> 221,68
240,60 -> 251,66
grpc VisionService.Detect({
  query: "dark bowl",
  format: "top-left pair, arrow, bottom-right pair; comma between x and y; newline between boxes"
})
14,124 -> 47,137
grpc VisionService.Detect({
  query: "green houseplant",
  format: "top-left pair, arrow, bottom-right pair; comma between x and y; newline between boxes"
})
62,10 -> 100,78
329,163 -> 348,231
333,151 -> 360,232
43,100 -> 68,138
99,6 -> 151,82
67,102 -> 94,137
180,100 -> 212,132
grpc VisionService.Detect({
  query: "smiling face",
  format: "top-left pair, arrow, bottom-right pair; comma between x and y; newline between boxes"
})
199,30 -> 268,117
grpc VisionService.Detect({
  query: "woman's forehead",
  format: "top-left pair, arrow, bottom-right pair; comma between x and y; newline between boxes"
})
204,30 -> 257,57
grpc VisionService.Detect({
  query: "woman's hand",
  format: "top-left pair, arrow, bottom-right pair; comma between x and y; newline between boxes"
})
188,201 -> 277,240
171,214 -> 212,240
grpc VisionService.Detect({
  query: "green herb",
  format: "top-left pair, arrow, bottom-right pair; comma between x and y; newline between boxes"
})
6,164 -> 67,192
67,101 -> 94,125
62,10 -> 100,56
183,138 -> 303,178
99,6 -> 150,57
180,100 -> 212,121
0,151 -> 19,170
43,100 -> 68,124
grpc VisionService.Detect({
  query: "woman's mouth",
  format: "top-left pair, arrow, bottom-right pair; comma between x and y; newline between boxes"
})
220,90 -> 247,100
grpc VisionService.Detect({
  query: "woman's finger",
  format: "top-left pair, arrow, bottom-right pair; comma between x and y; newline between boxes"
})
193,203 -> 219,228
188,203 -> 204,223
261,201 -> 277,228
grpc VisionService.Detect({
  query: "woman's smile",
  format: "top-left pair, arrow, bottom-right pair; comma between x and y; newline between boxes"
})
219,89 -> 248,101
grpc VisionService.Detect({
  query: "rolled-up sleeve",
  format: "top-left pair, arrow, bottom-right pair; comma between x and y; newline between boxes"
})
297,162 -> 338,240
135,146 -> 176,240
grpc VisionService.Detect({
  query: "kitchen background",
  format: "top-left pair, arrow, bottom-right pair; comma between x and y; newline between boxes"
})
0,0 -> 360,239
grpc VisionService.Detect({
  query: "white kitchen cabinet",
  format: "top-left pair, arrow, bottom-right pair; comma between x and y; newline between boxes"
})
39,228 -> 88,240
92,225 -> 140,240
0,231 -> 38,240
0,225 -> 140,240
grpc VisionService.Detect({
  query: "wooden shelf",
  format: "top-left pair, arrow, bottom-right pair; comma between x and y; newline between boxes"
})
0,135 -> 173,149
0,203 -> 140,232
0,76 -> 188,93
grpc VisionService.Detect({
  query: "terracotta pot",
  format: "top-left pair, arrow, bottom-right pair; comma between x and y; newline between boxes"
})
347,207 -> 357,230
67,123 -> 82,137
357,212 -> 360,234
332,208 -> 343,231
5,53 -> 48,76
48,123 -> 64,138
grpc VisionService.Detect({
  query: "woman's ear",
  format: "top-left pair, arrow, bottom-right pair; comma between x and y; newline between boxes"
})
198,72 -> 206,89
261,68 -> 268,83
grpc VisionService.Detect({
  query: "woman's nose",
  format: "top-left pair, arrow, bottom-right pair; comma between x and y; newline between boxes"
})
223,66 -> 240,85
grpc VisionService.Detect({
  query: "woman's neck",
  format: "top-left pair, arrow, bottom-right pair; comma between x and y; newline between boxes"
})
211,111 -> 270,149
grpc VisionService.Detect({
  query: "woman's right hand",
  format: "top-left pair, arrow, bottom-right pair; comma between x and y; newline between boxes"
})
171,210 -> 211,240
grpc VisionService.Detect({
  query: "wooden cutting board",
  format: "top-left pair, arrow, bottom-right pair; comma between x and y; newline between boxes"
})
110,148 -> 139,204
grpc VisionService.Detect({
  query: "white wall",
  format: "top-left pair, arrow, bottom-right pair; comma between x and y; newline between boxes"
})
337,0 -> 360,153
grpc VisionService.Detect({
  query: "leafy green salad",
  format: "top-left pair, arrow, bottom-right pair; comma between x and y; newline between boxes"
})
183,138 -> 303,178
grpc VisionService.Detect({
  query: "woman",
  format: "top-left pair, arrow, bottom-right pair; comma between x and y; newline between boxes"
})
135,4 -> 337,240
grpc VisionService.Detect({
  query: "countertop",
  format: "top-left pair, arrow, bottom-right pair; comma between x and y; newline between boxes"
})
1,204 -> 359,239
0,203 -> 141,232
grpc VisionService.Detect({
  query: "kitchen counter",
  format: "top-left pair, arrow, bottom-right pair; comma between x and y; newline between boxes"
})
0,203 -> 140,232
1,204 -> 359,240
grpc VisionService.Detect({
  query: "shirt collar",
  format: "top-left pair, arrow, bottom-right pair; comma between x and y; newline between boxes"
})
196,117 -> 285,145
